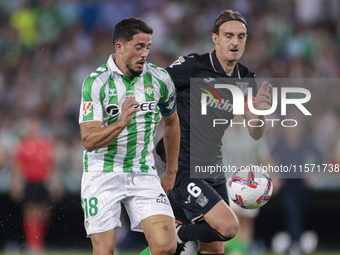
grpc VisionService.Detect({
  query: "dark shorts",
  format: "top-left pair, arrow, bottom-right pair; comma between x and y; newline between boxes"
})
170,170 -> 229,223
23,182 -> 51,205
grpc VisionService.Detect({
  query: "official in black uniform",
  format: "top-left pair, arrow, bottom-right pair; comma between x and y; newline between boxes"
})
157,9 -> 272,255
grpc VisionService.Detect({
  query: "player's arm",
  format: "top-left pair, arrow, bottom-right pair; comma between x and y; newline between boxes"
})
244,81 -> 272,140
158,70 -> 180,194
80,96 -> 140,152
155,55 -> 195,162
161,109 -> 180,194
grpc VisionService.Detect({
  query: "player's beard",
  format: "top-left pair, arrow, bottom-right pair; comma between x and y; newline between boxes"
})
126,62 -> 143,77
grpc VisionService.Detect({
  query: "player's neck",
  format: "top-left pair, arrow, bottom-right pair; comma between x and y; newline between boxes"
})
114,57 -> 135,81
215,52 -> 236,75
223,61 -> 236,75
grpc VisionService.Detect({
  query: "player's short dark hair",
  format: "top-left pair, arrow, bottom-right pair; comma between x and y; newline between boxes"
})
112,17 -> 153,45
213,10 -> 247,35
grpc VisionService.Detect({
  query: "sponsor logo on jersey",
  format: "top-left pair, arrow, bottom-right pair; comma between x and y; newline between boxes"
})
97,67 -> 106,72
109,88 -> 116,96
83,102 -> 93,116
144,84 -> 154,96
126,90 -> 135,98
106,104 -> 120,116
185,195 -> 191,204
90,72 -> 99,77
139,101 -> 157,111
204,77 -> 216,83
156,193 -> 169,205
235,82 -> 249,95
90,67 -> 107,77
196,193 -> 209,207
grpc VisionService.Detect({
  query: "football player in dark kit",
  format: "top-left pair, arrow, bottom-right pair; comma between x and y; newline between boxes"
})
156,9 -> 273,255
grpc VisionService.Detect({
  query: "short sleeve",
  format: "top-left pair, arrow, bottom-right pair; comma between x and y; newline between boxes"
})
166,55 -> 196,89
157,69 -> 176,116
79,77 -> 103,124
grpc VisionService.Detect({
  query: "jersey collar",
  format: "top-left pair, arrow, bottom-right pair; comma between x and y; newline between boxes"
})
107,54 -> 148,76
210,50 -> 241,78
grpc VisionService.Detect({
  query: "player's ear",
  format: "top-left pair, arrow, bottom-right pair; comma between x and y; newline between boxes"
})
212,33 -> 218,44
115,41 -> 124,55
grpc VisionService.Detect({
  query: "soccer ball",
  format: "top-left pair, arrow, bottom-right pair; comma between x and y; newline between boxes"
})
227,165 -> 273,209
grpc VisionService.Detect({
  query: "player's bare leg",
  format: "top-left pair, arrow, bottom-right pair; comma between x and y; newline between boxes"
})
176,200 -> 238,254
198,241 -> 224,254
200,200 -> 239,254
204,200 -> 239,239
90,229 -> 115,255
140,215 -> 177,255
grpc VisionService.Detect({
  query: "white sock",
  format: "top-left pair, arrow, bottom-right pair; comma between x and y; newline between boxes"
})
176,224 -> 184,244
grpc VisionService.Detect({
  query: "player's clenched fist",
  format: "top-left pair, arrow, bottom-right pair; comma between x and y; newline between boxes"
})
161,170 -> 176,195
255,81 -> 272,111
120,95 -> 140,127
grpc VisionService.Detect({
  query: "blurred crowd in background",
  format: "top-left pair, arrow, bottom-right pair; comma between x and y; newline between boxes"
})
1,0 -> 340,253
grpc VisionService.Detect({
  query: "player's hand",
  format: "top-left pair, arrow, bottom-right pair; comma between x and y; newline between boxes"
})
119,95 -> 140,127
161,169 -> 177,195
255,81 -> 272,111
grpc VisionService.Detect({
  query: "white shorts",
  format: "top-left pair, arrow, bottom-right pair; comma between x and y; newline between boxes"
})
81,171 -> 174,236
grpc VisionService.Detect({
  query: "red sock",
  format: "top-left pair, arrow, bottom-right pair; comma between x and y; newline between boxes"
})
23,219 -> 45,253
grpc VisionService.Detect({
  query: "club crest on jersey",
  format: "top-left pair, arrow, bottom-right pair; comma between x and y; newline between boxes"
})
83,102 -> 93,116
144,84 -> 154,96
236,82 -> 249,96
166,99 -> 175,110
85,221 -> 90,228
106,104 -> 120,116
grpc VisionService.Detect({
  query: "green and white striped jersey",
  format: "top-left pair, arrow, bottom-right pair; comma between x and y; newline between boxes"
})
79,54 -> 176,173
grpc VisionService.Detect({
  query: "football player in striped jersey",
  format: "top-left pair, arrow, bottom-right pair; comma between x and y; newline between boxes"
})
79,17 -> 180,255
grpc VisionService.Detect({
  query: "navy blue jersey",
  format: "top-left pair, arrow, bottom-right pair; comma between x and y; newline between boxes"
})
156,50 -> 258,171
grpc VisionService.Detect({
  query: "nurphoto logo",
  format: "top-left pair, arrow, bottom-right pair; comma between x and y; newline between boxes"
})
200,83 -> 312,128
